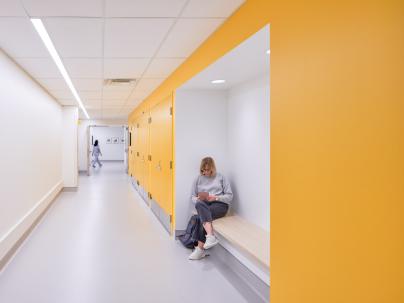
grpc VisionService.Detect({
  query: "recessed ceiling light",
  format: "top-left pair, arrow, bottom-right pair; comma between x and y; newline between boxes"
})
211,79 -> 226,84
30,18 -> 90,119
266,49 -> 270,54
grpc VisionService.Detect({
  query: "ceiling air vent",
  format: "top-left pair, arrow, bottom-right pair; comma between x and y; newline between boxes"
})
104,79 -> 136,86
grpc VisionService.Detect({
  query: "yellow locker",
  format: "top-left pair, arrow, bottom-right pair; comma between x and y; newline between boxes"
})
149,94 -> 173,216
131,121 -> 138,180
134,119 -> 142,186
128,125 -> 133,176
139,112 -> 150,193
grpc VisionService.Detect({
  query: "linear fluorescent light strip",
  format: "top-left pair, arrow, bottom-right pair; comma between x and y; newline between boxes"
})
211,79 -> 226,84
30,19 -> 90,119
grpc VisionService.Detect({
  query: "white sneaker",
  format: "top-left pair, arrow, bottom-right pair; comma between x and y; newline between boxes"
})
188,247 -> 206,260
203,235 -> 219,249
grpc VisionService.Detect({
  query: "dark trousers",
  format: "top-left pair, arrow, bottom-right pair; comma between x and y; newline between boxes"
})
194,201 -> 228,243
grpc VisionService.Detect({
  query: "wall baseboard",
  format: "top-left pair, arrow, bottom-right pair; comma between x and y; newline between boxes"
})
150,199 -> 171,234
130,180 -> 171,233
0,181 -> 63,271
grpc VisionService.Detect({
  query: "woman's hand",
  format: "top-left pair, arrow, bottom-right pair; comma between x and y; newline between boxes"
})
207,195 -> 217,202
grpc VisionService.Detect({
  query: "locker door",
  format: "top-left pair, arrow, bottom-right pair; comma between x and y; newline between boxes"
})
134,120 -> 141,184
149,95 -> 173,216
128,126 -> 133,176
139,113 -> 150,193
130,121 -> 138,180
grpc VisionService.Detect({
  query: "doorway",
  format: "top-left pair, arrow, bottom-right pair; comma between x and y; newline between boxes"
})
87,125 -> 128,175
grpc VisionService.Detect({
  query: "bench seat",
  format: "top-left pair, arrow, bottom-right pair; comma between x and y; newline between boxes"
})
213,215 -> 269,268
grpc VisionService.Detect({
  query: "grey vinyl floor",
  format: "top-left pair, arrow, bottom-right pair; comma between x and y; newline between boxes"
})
0,162 -> 260,303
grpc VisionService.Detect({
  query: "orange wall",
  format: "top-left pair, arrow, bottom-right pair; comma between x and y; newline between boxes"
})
129,0 -> 404,302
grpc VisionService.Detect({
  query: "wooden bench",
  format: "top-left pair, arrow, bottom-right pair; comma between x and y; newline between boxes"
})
213,215 -> 269,268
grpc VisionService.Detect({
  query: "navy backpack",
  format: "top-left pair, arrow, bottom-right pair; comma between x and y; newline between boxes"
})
178,214 -> 200,249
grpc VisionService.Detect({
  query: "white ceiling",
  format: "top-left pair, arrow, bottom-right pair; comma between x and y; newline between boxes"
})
179,25 -> 269,91
0,0 -> 245,120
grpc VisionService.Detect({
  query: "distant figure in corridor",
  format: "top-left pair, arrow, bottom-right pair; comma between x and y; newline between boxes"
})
91,140 -> 103,168
188,157 -> 233,260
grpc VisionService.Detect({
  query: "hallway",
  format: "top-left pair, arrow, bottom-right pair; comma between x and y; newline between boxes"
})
0,162 -> 261,303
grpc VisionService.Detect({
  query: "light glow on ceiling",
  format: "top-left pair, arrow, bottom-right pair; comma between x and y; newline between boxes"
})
211,79 -> 226,84
30,18 -> 90,119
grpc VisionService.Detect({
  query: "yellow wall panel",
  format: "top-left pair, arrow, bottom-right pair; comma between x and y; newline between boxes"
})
128,0 -> 404,302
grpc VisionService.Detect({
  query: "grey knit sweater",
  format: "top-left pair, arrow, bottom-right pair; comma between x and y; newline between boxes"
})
191,173 -> 233,205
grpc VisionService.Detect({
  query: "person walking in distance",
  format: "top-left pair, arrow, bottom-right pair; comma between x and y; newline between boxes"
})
91,140 -> 103,168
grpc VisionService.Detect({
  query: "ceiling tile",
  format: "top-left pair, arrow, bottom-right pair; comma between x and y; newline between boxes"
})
43,18 -> 103,58
102,90 -> 131,100
63,58 -> 102,78
121,107 -> 134,114
103,58 -> 150,78
83,99 -> 102,104
79,91 -> 103,100
83,100 -> 102,108
85,104 -> 102,110
21,0 -> 103,17
126,99 -> 142,108
0,18 -> 50,57
49,90 -> 75,99
14,58 -> 61,78
105,0 -> 186,17
102,99 -> 126,107
102,104 -> 122,110
181,0 -> 245,18
72,78 -> 103,90
37,78 -> 69,90
104,18 -> 174,57
128,90 -> 150,100
102,113 -> 128,120
0,1 -> 27,16
135,78 -> 165,92
103,86 -> 133,94
86,109 -> 103,118
157,18 -> 224,58
143,57 -> 185,78
102,108 -> 123,115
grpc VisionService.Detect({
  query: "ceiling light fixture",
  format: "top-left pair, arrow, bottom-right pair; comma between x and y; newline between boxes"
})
266,49 -> 270,54
30,18 -> 90,119
211,79 -> 226,84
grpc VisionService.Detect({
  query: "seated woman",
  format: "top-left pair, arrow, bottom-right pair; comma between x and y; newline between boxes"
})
188,157 -> 233,260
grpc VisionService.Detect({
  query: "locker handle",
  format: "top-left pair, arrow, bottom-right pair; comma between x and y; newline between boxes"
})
156,160 -> 162,171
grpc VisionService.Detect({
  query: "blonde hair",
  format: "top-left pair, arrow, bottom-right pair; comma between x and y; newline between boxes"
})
200,157 -> 216,176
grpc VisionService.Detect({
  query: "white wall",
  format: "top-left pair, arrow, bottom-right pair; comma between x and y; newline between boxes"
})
78,119 -> 127,171
0,51 -> 63,261
91,126 -> 125,161
62,107 -> 78,187
227,73 -> 270,231
175,90 -> 228,230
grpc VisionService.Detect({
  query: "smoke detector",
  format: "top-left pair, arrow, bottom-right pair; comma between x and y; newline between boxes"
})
104,79 -> 136,86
